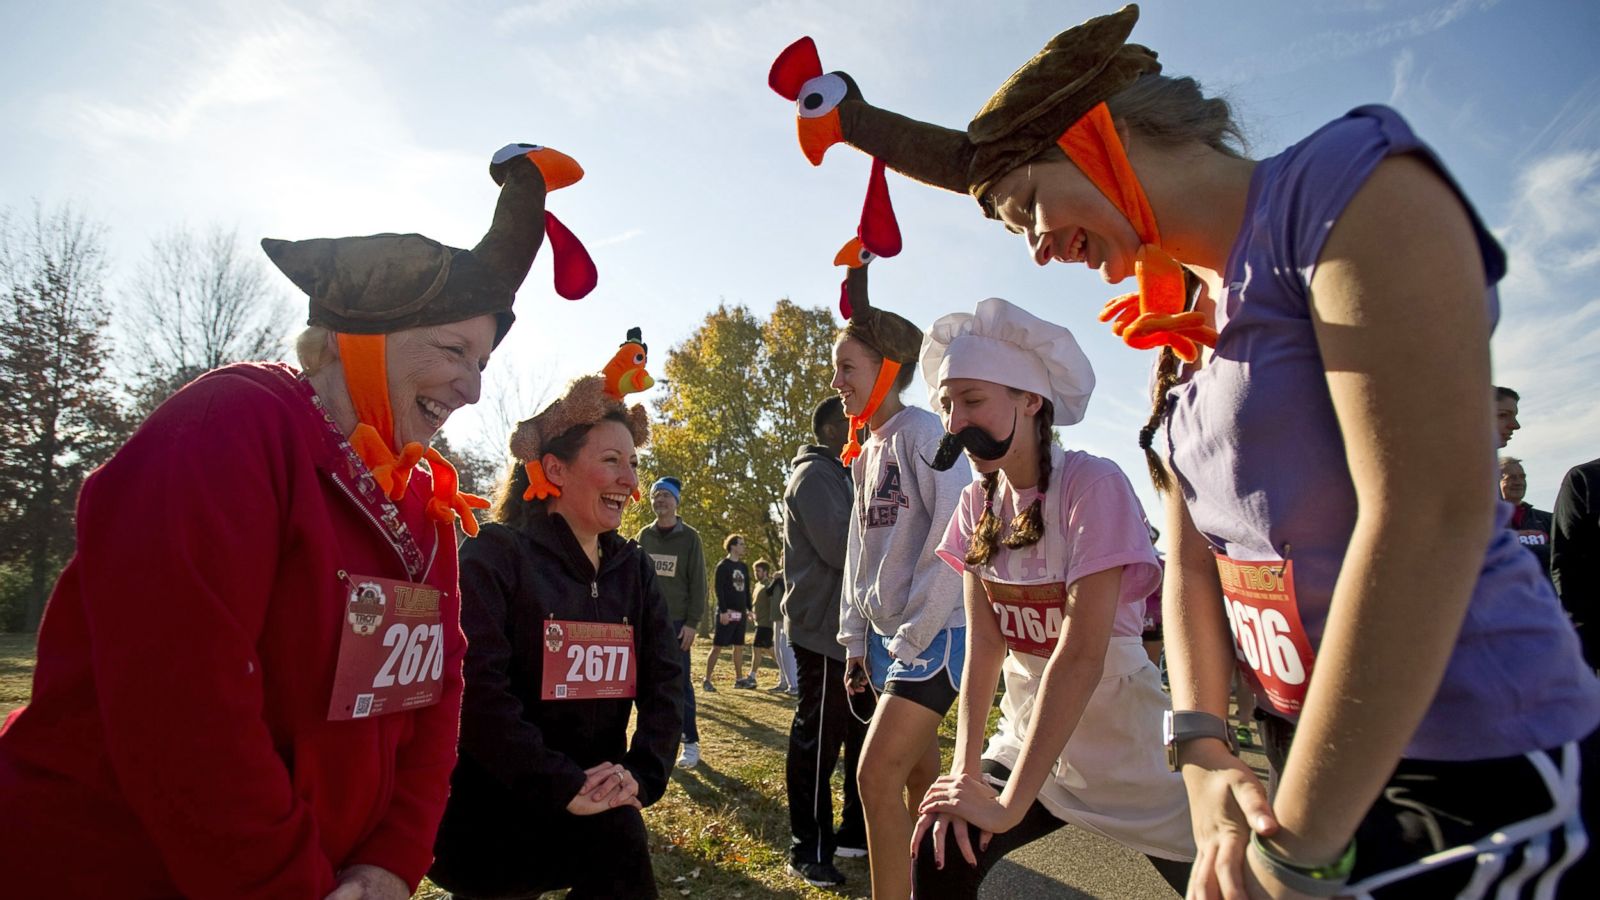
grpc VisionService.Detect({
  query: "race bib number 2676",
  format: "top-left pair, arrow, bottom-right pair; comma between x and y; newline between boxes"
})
1214,554 -> 1315,716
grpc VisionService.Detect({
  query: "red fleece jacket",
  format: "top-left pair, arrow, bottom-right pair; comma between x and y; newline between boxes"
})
0,363 -> 465,898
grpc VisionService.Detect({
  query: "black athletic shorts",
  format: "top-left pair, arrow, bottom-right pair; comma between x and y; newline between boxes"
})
712,615 -> 746,647
882,672 -> 959,717
753,626 -> 774,648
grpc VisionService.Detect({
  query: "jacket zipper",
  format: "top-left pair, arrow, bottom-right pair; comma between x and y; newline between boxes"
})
330,472 -> 417,579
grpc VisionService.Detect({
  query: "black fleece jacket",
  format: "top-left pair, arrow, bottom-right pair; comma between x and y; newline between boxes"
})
434,511 -> 682,855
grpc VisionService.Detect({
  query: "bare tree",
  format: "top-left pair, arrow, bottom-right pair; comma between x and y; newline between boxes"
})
0,204 -> 130,631
124,225 -> 295,416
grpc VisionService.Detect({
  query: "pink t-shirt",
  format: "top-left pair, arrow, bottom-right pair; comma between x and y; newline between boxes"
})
937,447 -> 1159,639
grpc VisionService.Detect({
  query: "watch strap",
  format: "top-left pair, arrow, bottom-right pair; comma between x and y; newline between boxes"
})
1164,709 -> 1239,769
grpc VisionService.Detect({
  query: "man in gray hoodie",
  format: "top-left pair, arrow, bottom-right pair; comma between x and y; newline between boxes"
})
782,397 -> 870,888
636,476 -> 708,768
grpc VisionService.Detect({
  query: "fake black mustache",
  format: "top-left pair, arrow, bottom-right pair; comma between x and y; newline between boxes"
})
925,412 -> 1018,471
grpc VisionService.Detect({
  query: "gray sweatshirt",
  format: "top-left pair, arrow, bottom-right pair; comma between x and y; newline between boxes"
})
838,407 -> 970,661
782,444 -> 852,660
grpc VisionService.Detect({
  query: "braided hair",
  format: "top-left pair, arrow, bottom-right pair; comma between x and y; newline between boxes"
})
1139,347 -> 1181,493
965,399 -> 1056,566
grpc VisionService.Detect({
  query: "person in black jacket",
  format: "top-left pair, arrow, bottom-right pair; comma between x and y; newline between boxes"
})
431,377 -> 682,899
1553,456 -> 1600,668
782,396 -> 871,888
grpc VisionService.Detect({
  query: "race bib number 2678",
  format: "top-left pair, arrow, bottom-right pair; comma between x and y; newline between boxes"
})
327,573 -> 447,721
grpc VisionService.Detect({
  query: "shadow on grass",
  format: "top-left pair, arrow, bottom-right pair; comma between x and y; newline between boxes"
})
693,704 -> 793,754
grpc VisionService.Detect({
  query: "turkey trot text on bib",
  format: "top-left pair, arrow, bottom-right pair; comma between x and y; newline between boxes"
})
541,620 -> 637,700
981,579 -> 1067,659
1214,554 -> 1315,715
328,573 -> 447,721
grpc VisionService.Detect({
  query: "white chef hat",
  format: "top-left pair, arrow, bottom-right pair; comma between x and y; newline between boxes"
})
920,298 -> 1095,425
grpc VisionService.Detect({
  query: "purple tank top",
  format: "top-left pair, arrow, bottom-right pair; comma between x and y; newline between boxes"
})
1162,105 -> 1600,761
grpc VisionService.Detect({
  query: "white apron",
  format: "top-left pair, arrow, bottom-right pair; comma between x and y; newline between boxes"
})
977,479 -> 1194,861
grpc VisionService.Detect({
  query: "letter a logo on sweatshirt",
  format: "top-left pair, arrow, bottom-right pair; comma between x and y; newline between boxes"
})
867,462 -> 911,528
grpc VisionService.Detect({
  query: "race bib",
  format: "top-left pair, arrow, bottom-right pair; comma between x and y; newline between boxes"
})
981,579 -> 1066,659
328,573 -> 446,721
541,620 -> 637,701
650,553 -> 678,578
1517,529 -> 1549,547
727,610 -> 743,622
1214,554 -> 1315,715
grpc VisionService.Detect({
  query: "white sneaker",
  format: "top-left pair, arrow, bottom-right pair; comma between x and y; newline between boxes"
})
676,741 -> 700,768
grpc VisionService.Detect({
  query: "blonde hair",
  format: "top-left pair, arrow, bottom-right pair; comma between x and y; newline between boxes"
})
294,325 -> 338,375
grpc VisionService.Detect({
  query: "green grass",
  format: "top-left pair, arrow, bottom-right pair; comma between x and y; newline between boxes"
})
0,633 -> 37,720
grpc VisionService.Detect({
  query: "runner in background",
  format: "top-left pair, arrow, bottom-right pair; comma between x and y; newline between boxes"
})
911,298 -> 1193,898
1500,456 -> 1554,579
1495,385 -> 1522,449
1552,457 -> 1600,669
768,555 -> 800,695
782,5 -> 1599,892
747,558 -> 778,688
431,366 -> 681,899
832,265 -> 972,900
705,534 -> 753,691
635,475 -> 710,768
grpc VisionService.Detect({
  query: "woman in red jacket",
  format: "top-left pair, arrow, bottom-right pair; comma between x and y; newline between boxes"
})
0,144 -> 578,899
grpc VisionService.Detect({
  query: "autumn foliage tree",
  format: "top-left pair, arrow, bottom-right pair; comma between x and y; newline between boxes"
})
621,299 -> 839,579
0,205 -> 129,631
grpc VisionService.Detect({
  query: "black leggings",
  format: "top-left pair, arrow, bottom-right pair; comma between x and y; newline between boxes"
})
912,761 -> 1190,898
429,805 -> 656,899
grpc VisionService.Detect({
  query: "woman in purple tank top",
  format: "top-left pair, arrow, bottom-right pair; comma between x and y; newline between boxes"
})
773,4 -> 1600,897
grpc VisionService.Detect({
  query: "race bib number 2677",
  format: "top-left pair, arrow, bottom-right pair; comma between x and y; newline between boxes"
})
541,620 -> 637,701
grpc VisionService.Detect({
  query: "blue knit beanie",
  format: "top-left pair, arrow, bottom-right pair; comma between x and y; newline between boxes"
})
650,476 -> 682,502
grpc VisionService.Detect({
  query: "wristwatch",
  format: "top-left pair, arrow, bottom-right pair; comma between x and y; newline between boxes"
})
1163,710 -> 1238,770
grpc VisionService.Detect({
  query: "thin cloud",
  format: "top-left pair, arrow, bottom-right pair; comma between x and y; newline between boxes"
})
1222,0 -> 1501,81
591,228 -> 645,249
1389,48 -> 1414,105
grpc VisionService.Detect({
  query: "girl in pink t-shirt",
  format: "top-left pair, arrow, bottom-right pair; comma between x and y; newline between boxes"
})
909,299 -> 1193,898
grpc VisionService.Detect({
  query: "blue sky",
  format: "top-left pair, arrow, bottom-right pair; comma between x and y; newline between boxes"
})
2,0 -> 1596,517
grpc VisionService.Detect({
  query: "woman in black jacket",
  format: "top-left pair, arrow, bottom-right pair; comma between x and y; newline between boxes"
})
431,373 -> 682,899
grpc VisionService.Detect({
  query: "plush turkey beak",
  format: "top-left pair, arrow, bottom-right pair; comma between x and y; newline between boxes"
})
525,147 -> 585,192
621,369 -> 655,393
834,237 -> 866,268
797,110 -> 844,166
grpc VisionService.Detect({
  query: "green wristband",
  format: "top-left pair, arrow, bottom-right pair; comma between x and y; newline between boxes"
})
1249,832 -> 1356,897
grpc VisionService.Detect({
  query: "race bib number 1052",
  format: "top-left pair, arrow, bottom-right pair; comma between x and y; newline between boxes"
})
327,573 -> 447,721
1214,554 -> 1315,715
